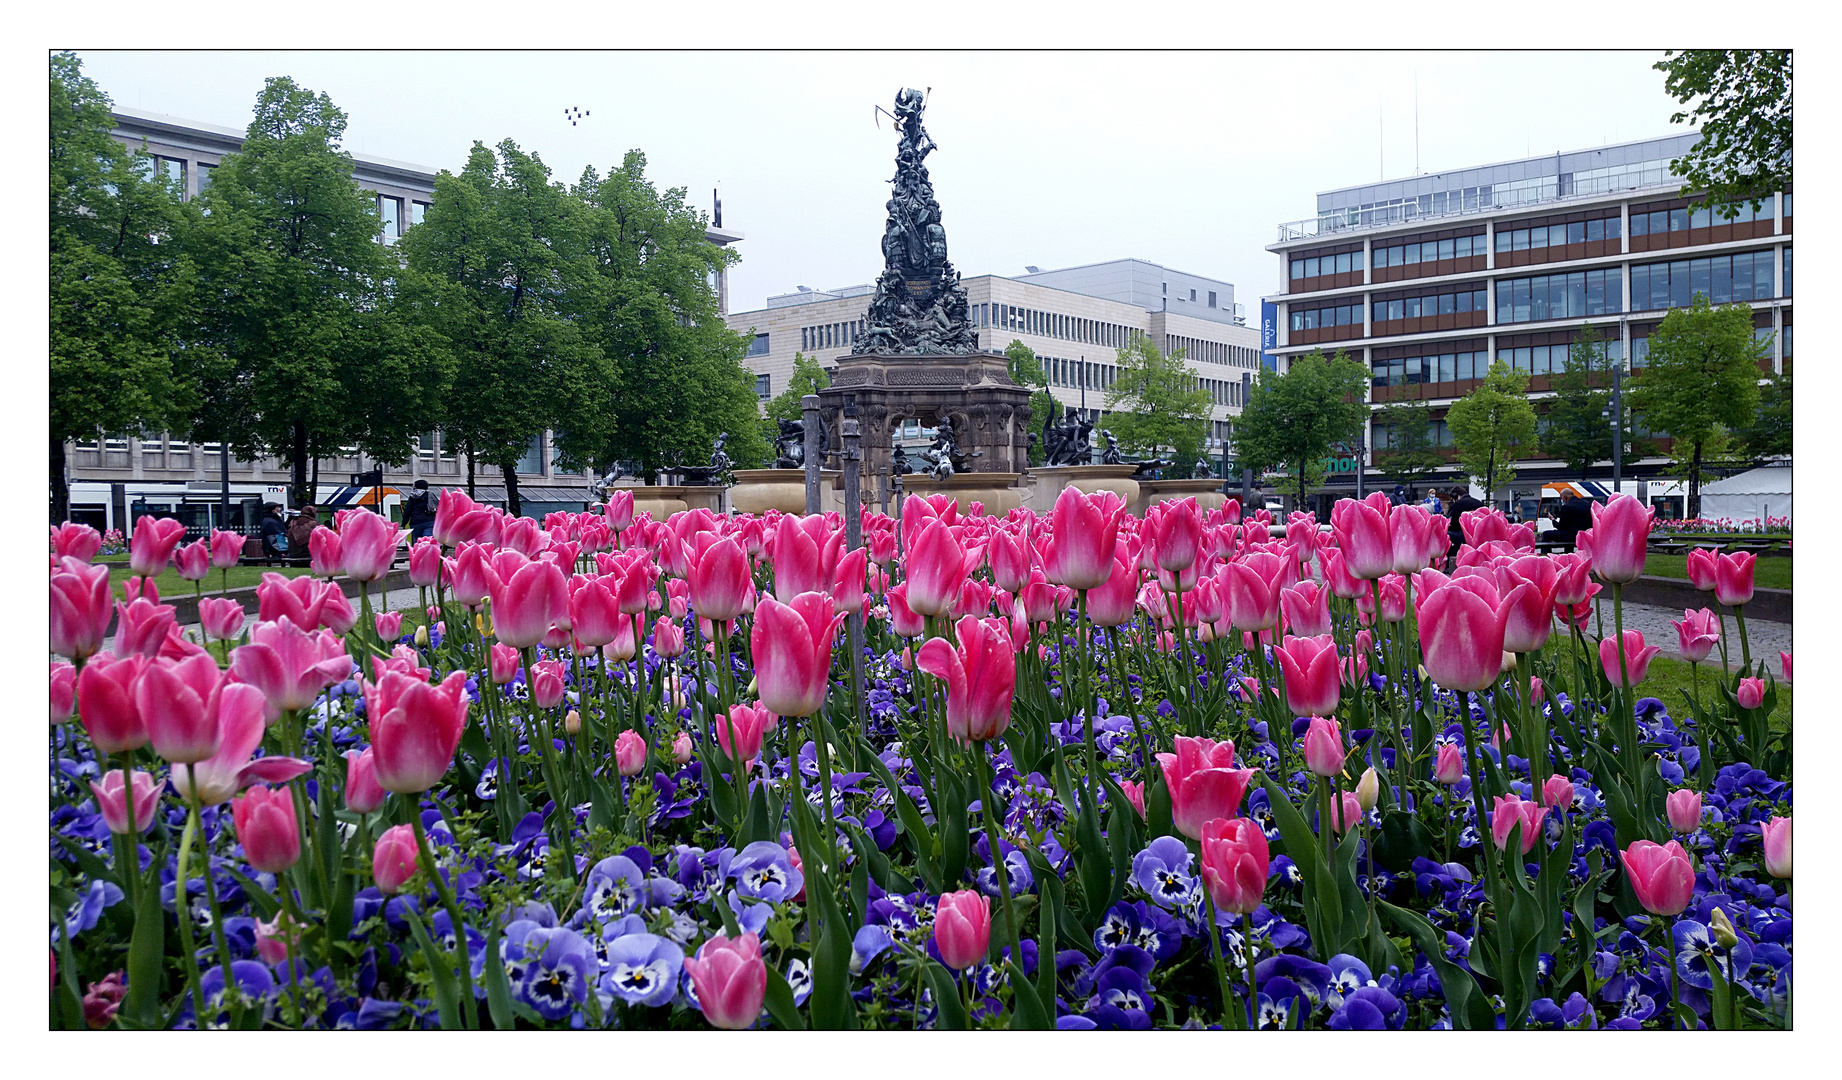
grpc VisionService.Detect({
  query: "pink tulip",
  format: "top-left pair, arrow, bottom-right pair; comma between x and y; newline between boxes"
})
1326,789 -> 1364,833
339,509 -> 404,583
988,529 -> 1030,593
342,747 -> 389,814
168,683 -> 309,805
194,596 -> 243,642
672,731 -> 694,763
1779,650 -> 1791,682
831,547 -> 868,616
1671,608 -> 1721,664
110,596 -> 175,660
1541,773 -> 1575,810
883,584 -> 925,637
230,619 -> 354,716
1586,495 -> 1652,583
902,518 -> 966,618
1303,717 -> 1345,777
1620,839 -> 1696,916
408,538 -> 443,588
716,702 -> 775,768
1390,504 -> 1440,574
932,890 -> 992,970
530,659 -> 568,710
51,522 -> 103,563
366,669 -> 470,794
308,526 -> 343,578
50,557 -> 113,660
1280,581 -> 1332,638
916,615 -> 1017,744
1498,560 -> 1558,653
136,653 -> 225,764
1045,487 -> 1125,591
1224,553 -> 1284,632
770,516 -> 841,602
751,593 -> 845,718
1119,780 -> 1146,819
1433,742 -> 1465,784
1153,498 -> 1202,574
1665,788 -> 1702,833
1199,816 -> 1270,916
449,542 -> 499,609
1274,634 -> 1340,719
1761,816 -> 1791,878
231,786 -> 302,874
1490,794 -> 1549,854
207,529 -> 244,569
1684,547 -> 1718,591
567,575 -> 622,648
1598,629 -> 1661,689
1735,676 -> 1765,710
653,615 -> 686,658
689,536 -> 752,623
490,558 -> 568,650
90,770 -> 160,834
1319,548 -> 1367,600
1084,553 -> 1139,627
371,824 -> 420,895
684,932 -> 767,1029
433,489 -> 479,547
603,489 -> 636,535
255,573 -> 328,630
616,729 -> 646,777
1714,551 -> 1755,607
77,654 -> 147,754
128,515 -> 187,577
1417,579 -> 1507,693
173,539 -> 211,582
51,662 -> 77,725
1330,493 -> 1393,580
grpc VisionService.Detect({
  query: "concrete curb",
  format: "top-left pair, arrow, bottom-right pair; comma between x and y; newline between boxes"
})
1621,576 -> 1790,624
113,568 -> 419,632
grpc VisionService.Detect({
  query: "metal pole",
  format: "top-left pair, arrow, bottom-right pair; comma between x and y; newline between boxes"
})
219,436 -> 231,534
802,394 -> 821,516
1611,361 -> 1624,498
1354,431 -> 1365,504
842,417 -> 867,733
1239,371 -> 1254,520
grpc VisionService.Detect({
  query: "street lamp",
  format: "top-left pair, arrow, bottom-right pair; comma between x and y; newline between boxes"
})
1603,317 -> 1625,498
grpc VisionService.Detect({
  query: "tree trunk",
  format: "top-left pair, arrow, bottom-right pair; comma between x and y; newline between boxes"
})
311,453 -> 320,507
466,444 -> 476,499
502,460 -> 521,519
1690,441 -> 1703,520
50,435 -> 70,524
290,419 -> 310,509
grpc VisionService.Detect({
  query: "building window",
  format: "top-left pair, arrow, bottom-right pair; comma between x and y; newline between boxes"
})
1783,246 -> 1792,296
1208,291 -> 1218,309
418,432 -> 437,459
196,162 -> 215,197
379,196 -> 402,243
411,201 -> 430,227
1493,269 -> 1622,324
756,373 -> 771,399
1629,251 -> 1775,312
746,332 -> 770,358
515,433 -> 545,475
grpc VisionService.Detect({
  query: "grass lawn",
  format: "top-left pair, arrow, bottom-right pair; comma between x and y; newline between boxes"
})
1644,552 -> 1792,590
1545,636 -> 1790,734
97,557 -> 315,601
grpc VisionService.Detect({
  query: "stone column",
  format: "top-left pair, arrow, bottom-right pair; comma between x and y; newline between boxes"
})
841,417 -> 868,732
802,395 -> 821,515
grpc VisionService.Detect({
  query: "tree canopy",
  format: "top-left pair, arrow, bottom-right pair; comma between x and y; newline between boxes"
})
1628,295 -> 1766,517
1374,400 -> 1445,493
1444,360 -> 1537,498
1232,349 -> 1369,507
1003,339 -> 1054,466
1656,50 -> 1792,215
1538,324 -> 1647,481
1102,336 -> 1213,466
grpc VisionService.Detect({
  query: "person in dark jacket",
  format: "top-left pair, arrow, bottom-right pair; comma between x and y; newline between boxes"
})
402,479 -> 438,541
1447,486 -> 1484,555
1552,489 -> 1595,549
258,503 -> 288,558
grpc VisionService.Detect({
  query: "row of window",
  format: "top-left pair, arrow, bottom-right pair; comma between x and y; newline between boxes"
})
1495,269 -> 1623,324
1373,418 -> 1455,449
377,195 -> 430,243
1290,302 -> 1364,331
1047,356 -> 1115,391
1167,335 -> 1259,368
1496,340 -> 1624,377
1291,250 -> 1360,280
1629,251 -> 1775,312
1373,233 -> 1486,268
1371,350 -> 1491,387
1194,376 -> 1243,408
1630,195 -> 1776,235
1374,288 -> 1490,323
802,320 -> 863,352
1495,216 -> 1621,253
972,303 -> 1142,351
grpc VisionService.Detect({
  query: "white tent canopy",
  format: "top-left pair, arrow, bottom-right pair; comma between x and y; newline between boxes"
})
1692,466 -> 1792,525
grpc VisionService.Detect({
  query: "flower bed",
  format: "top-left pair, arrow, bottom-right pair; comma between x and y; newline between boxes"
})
1652,517 -> 1791,536
48,492 -> 1791,1030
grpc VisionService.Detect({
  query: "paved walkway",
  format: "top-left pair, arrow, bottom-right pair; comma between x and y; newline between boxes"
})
1587,597 -> 1790,677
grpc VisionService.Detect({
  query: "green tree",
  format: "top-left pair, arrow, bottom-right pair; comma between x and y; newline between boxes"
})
1738,367 -> 1792,459
1656,50 -> 1792,216
184,76 -> 448,508
1628,295 -> 1766,517
763,353 -> 831,423
1540,324 -> 1621,481
1003,339 -> 1055,466
49,52 -> 195,522
1102,336 -> 1213,465
1374,400 -> 1445,493
1232,349 -> 1369,508
398,139 -> 612,517
575,150 -> 767,477
1445,360 -> 1538,498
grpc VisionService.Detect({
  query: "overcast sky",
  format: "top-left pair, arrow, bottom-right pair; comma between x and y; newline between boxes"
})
75,50 -> 1694,315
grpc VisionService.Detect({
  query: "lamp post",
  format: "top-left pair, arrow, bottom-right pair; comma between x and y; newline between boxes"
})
1604,317 -> 1626,498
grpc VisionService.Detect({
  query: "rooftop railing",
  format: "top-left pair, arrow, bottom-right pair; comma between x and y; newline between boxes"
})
1276,166 -> 1682,243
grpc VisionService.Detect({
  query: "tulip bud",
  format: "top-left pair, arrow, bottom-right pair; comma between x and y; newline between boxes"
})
1433,743 -> 1465,785
565,709 -> 582,734
1302,717 -> 1345,778
371,824 -> 420,895
1709,906 -> 1739,950
1354,767 -> 1379,812
1541,773 -> 1574,810
672,731 -> 693,764
1736,676 -> 1765,711
1665,788 -> 1703,834
414,624 -> 430,648
616,729 -> 646,776
1761,815 -> 1791,878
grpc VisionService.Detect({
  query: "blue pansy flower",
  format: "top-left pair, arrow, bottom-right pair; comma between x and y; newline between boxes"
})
1131,836 -> 1197,910
601,932 -> 683,1007
57,878 -> 123,943
506,925 -> 597,1021
728,841 -> 803,903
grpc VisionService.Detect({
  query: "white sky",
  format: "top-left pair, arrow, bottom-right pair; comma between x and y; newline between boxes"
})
74,49 -> 1693,315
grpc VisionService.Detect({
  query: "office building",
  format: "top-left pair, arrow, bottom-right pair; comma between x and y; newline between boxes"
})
1263,133 -> 1790,511
730,258 -> 1262,453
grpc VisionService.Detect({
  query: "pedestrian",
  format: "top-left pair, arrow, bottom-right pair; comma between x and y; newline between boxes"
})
402,479 -> 438,542
258,503 -> 288,559
1446,485 -> 1483,556
286,504 -> 320,559
1421,488 -> 1444,516
1553,488 -> 1594,551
